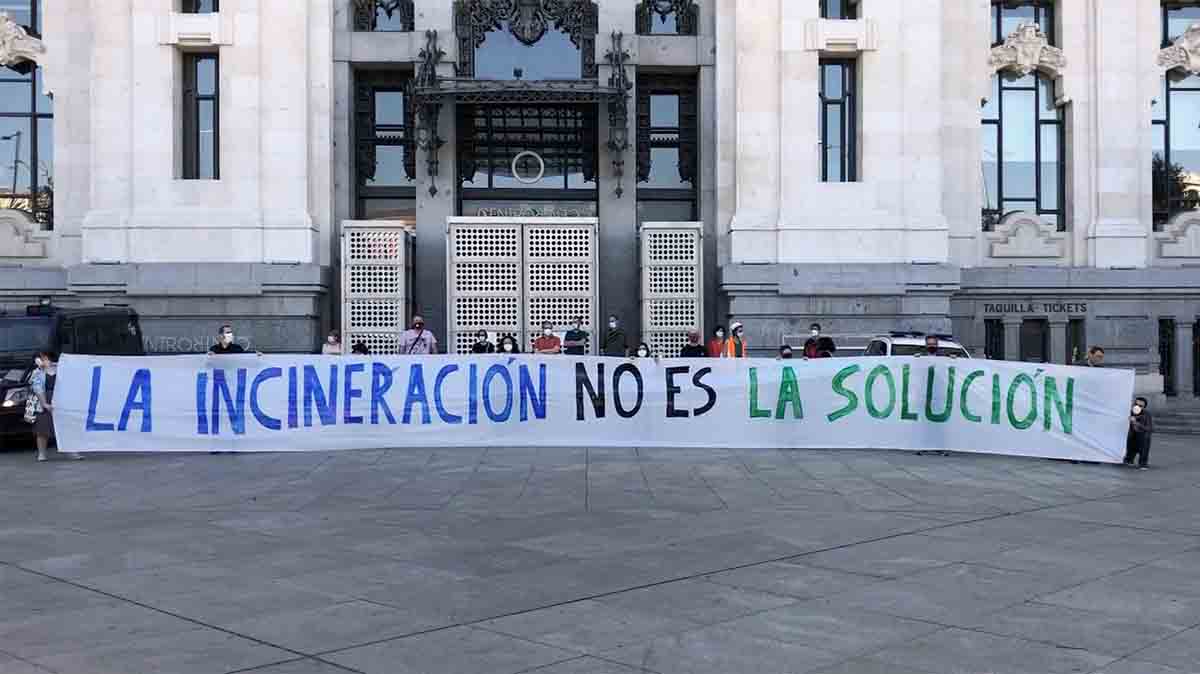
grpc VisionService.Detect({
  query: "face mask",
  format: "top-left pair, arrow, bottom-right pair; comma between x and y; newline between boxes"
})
413,323 -> 424,331
735,330 -> 743,338
637,349 -> 648,357
477,335 -> 487,342
543,329 -> 552,336
502,343 -> 513,352
1133,405 -> 1144,415
811,330 -> 819,337
34,357 -> 44,368
222,333 -> 234,344
716,332 -> 725,339
609,321 -> 617,329
328,336 -> 336,344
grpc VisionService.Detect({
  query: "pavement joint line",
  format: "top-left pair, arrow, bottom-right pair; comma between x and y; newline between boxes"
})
222,655 -> 365,674
0,559 -> 361,672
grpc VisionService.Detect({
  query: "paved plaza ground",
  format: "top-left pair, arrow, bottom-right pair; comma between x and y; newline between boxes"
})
2,438 -> 1200,674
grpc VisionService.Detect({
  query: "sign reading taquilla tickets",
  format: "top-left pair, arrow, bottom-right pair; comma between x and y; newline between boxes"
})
54,354 -> 1134,463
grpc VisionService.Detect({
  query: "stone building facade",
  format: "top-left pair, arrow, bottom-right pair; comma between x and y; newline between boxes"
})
0,0 -> 1197,397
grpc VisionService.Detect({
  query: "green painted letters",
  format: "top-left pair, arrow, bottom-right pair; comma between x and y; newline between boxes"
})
1006,373 -> 1038,430
827,365 -> 861,422
1043,376 -> 1074,434
959,370 -> 985,423
748,368 -> 771,419
864,365 -> 896,419
899,365 -> 919,421
924,366 -> 956,423
775,366 -> 804,420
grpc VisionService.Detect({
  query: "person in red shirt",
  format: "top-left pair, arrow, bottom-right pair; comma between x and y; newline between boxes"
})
532,321 -> 562,354
706,326 -> 726,357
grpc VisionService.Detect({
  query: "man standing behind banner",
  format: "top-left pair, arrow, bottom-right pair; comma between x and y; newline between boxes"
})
602,315 -> 629,357
400,315 -> 438,354
563,317 -> 588,356
680,329 -> 707,357
533,321 -> 562,355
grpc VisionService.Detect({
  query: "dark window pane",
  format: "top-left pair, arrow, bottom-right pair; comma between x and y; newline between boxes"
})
1153,77 -> 1167,122
1170,89 -> 1200,182
185,0 -> 219,12
35,116 -> 50,187
825,103 -> 843,181
0,1 -> 32,28
650,95 -> 678,127
1168,7 -> 1200,43
822,65 -> 843,99
1001,89 -> 1036,199
649,12 -> 678,34
1039,76 -> 1058,120
475,23 -> 581,80
362,198 -> 416,220
982,125 -> 999,211
196,57 -> 216,96
1039,124 -> 1059,211
0,80 -> 31,113
375,91 -> 405,126
982,77 -> 999,120
646,147 -> 691,188
999,6 -> 1035,41
367,145 -> 414,186
0,117 -> 31,195
198,100 -> 215,179
374,6 -> 406,31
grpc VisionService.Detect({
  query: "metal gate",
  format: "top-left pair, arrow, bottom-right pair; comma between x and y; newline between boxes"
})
1160,318 -> 1177,396
447,217 -> 597,354
340,222 -> 414,355
640,222 -> 703,357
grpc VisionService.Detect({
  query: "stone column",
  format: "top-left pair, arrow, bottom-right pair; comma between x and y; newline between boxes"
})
899,0 -> 948,262
1003,318 -> 1022,362
1049,320 -> 1068,364
728,0 -> 780,263
1086,0 -> 1155,268
1176,320 -> 1196,397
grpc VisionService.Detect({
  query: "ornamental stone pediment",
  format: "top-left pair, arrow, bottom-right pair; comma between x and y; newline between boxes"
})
0,12 -> 43,69
986,211 -> 1064,259
1159,24 -> 1200,75
0,209 -> 45,259
988,23 -> 1065,80
1157,210 -> 1200,258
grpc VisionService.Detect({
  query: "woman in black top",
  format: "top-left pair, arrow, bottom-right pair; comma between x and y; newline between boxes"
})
470,330 -> 495,354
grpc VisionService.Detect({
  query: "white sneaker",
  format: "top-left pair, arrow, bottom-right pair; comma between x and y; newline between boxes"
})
36,453 -> 46,462
68,453 -> 84,460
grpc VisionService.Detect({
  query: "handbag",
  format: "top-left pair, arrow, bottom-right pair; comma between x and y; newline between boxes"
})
23,394 -> 41,424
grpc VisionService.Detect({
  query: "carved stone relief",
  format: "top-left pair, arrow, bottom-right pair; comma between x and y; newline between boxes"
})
988,23 -> 1065,80
0,12 -> 43,68
0,208 -> 45,259
986,211 -> 1064,259
1158,210 -> 1200,258
1158,24 -> 1200,76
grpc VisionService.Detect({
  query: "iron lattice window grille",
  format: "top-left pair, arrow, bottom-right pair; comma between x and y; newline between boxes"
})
181,0 -> 217,12
991,0 -> 1055,46
0,0 -> 51,228
355,71 -> 417,219
636,73 -> 697,211
635,0 -> 698,36
353,0 -> 415,32
819,0 -> 858,20
819,59 -> 856,182
181,53 -> 219,180
981,73 -> 1064,231
1154,2 -> 1200,230
453,0 -> 599,79
456,103 -> 598,196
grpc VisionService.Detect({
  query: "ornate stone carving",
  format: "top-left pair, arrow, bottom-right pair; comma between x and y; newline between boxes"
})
0,209 -> 45,259
353,0 -> 415,32
1159,24 -> 1200,75
0,12 -> 44,69
1157,210 -> 1200,258
635,0 -> 698,36
454,0 -> 598,78
986,211 -> 1065,259
988,23 -> 1065,79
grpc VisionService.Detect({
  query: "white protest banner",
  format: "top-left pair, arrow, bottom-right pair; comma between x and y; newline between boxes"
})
53,354 -> 1134,462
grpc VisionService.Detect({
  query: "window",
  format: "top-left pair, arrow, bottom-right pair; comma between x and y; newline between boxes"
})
991,0 -> 1055,46
1067,318 -> 1086,364
985,319 -> 1005,360
355,72 -> 416,220
819,60 -> 856,182
353,0 -> 415,32
181,53 -> 219,180
0,0 -> 51,229
1019,319 -> 1049,363
1154,3 -> 1200,230
981,73 -> 1063,230
455,0 -> 598,79
636,73 -> 697,222
635,0 -> 699,35
820,0 -> 858,20
181,0 -> 217,12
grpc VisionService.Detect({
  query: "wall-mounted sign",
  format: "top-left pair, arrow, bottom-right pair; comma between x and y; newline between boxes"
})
983,301 -> 1088,314
462,200 -> 598,218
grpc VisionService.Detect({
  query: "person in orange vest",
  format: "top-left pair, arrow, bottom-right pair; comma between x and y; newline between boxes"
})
723,322 -> 749,357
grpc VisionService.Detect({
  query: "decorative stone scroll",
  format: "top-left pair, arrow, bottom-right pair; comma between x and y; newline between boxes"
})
1159,24 -> 1200,75
986,211 -> 1064,259
0,209 -> 45,259
988,23 -> 1065,80
0,12 -> 43,69
1157,210 -> 1200,258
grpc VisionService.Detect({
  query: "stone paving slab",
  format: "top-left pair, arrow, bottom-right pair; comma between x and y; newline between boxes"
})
1,435 -> 1200,673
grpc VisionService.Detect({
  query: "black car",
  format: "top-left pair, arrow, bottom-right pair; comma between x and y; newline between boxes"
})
0,305 -> 145,441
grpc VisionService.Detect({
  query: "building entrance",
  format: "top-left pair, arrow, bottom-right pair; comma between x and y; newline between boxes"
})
1019,319 -> 1049,363
1160,318 -> 1177,396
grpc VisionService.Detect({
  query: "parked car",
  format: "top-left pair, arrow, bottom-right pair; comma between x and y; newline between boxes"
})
863,332 -> 971,358
0,304 -> 145,442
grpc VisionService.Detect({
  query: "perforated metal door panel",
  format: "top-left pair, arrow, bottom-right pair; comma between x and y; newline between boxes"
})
641,222 -> 703,357
341,223 -> 413,355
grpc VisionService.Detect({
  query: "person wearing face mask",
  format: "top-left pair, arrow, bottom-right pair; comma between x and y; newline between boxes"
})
1124,397 -> 1153,469
471,330 -> 495,354
680,329 -> 707,357
209,324 -> 246,354
399,315 -> 438,355
635,342 -> 653,358
707,327 -> 726,358
322,329 -> 343,355
723,322 -> 748,358
498,335 -> 521,354
803,323 -> 836,359
533,321 -> 562,355
563,316 -> 588,356
602,315 -> 629,357
29,352 -> 81,463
